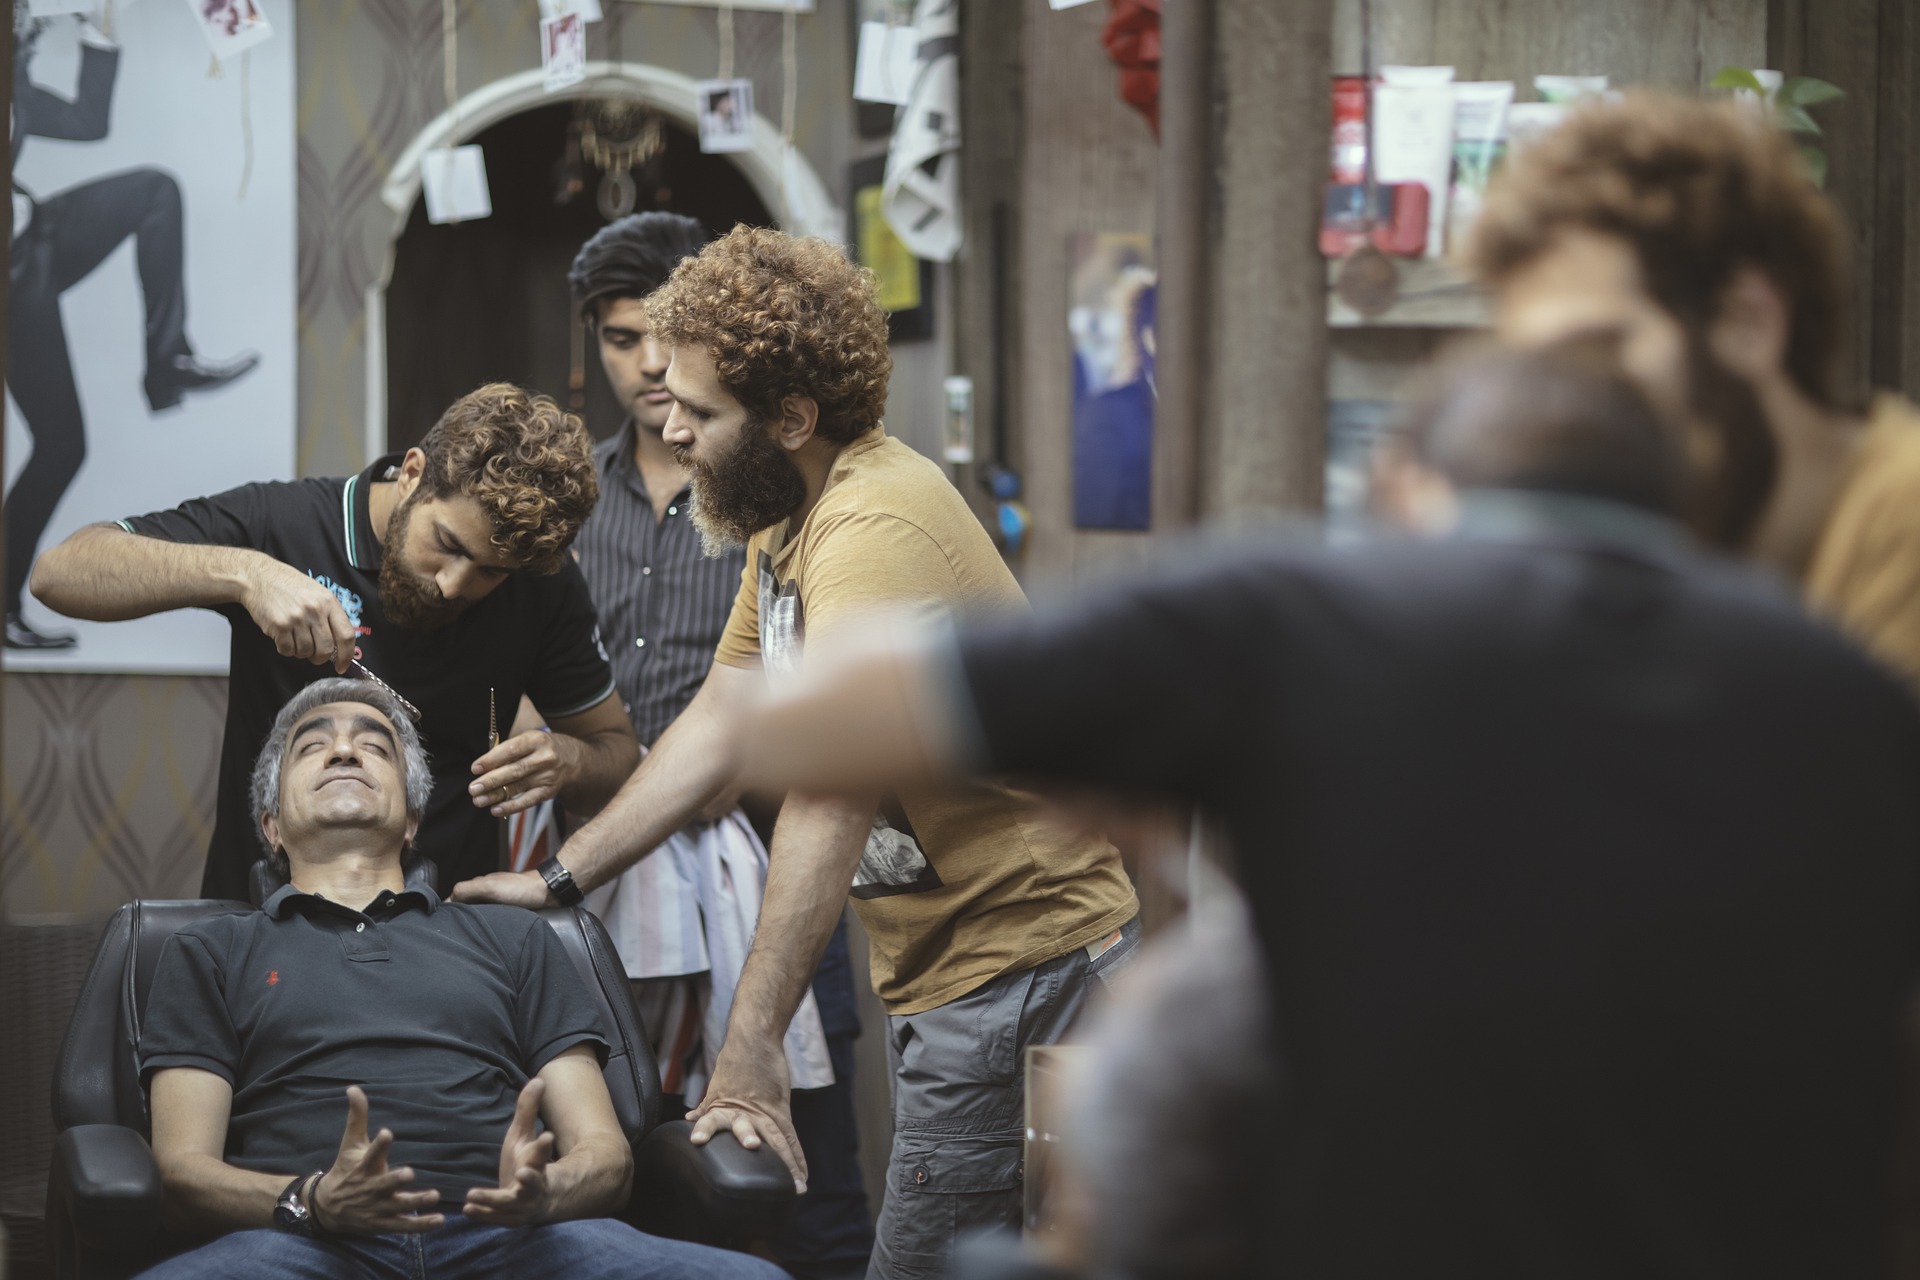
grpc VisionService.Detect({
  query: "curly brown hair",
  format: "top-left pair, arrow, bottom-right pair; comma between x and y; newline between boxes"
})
1468,91 -> 1851,409
415,383 -> 598,574
645,225 -> 892,443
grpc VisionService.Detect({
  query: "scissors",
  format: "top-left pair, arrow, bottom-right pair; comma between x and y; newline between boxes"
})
486,686 -> 519,803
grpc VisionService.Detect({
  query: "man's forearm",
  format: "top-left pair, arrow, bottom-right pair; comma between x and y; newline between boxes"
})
722,793 -> 875,1046
559,697 -> 738,893
538,1134 -> 633,1223
551,728 -> 641,818
156,1151 -> 300,1234
31,524 -> 251,620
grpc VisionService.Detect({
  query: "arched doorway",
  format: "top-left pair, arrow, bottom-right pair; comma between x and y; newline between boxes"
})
384,103 -> 772,448
372,62 -> 843,454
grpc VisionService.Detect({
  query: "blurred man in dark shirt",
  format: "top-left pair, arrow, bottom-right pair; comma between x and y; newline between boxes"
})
735,341 -> 1920,1279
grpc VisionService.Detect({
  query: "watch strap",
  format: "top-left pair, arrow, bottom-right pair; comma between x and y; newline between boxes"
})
303,1170 -> 331,1236
539,855 -> 584,906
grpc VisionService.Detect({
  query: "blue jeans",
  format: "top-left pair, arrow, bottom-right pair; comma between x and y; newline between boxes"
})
134,1214 -> 790,1279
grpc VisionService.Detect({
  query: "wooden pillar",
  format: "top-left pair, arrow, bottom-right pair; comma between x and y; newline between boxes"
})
1770,0 -> 1919,403
1150,0 -> 1211,528
1206,0 -> 1332,517
957,0 -> 1025,486
1159,0 -> 1333,525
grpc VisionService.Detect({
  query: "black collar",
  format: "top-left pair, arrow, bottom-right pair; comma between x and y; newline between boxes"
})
264,879 -> 440,920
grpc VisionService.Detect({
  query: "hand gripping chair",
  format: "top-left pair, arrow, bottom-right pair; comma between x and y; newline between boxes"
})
46,894 -> 794,1279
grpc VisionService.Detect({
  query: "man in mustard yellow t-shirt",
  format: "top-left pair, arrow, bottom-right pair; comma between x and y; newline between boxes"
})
1468,92 -> 1920,693
455,227 -> 1138,1279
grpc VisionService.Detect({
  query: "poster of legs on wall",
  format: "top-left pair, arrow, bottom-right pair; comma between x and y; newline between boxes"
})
1069,232 -> 1155,531
4,0 -> 294,672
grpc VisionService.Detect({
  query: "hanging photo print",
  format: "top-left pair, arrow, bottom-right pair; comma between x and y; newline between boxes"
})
185,0 -> 274,61
1069,232 -> 1156,531
541,12 -> 587,92
696,78 -> 755,154
538,0 -> 603,19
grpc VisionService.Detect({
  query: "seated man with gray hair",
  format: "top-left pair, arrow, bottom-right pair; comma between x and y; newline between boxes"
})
133,677 -> 783,1280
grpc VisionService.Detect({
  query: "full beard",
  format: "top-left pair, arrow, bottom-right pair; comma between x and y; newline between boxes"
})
379,491 -> 463,630
676,420 -> 808,557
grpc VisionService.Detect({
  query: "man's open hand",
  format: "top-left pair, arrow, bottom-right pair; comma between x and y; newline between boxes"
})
469,731 -> 577,817
687,1035 -> 806,1193
464,1077 -> 557,1226
311,1085 -> 443,1235
238,558 -> 355,673
449,869 -> 553,908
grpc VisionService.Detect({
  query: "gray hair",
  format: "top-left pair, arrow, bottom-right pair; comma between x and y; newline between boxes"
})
250,677 -> 432,871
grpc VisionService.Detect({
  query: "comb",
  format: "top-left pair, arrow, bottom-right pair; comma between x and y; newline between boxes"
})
350,658 -> 424,723
489,687 -> 499,752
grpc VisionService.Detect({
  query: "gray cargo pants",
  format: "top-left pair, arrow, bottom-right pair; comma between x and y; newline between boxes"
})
866,916 -> 1141,1280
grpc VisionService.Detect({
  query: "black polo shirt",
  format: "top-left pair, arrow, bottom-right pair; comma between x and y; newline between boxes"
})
121,455 -> 617,898
576,421 -> 745,747
954,496 -> 1920,1277
138,884 -> 609,1195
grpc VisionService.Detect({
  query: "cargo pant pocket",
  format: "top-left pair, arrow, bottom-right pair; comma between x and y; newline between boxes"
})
873,1125 -> 1025,1279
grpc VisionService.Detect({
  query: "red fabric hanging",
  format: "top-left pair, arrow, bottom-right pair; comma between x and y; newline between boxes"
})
1102,0 -> 1162,140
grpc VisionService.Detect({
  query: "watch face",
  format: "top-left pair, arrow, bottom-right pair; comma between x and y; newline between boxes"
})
275,1179 -> 311,1231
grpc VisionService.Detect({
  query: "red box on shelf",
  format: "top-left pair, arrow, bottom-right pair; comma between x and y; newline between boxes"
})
1320,181 -> 1430,258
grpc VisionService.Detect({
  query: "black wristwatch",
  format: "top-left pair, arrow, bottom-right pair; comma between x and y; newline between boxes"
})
538,855 -> 584,906
273,1171 -> 324,1235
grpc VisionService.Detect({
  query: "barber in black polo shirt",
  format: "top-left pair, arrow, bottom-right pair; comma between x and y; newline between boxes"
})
135,678 -> 781,1280
31,382 -> 639,898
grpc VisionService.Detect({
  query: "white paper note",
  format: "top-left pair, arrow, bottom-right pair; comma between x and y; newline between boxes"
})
421,145 -> 493,225
538,0 -> 603,19
855,21 -> 919,105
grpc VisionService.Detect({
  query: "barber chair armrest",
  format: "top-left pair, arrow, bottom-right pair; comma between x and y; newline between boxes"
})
627,1119 -> 794,1248
49,1124 -> 163,1250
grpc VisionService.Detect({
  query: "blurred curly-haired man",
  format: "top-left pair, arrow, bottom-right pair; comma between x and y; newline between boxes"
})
1471,90 -> 1920,691
32,382 -> 639,900
457,226 -> 1139,1280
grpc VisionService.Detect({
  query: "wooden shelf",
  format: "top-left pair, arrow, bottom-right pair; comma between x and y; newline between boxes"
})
1326,258 -> 1491,329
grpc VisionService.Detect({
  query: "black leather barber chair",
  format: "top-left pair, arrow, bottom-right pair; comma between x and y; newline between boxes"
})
46,894 -> 793,1280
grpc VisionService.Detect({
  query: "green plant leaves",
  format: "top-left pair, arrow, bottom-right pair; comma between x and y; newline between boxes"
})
1778,104 -> 1823,135
1782,76 -> 1844,106
1709,67 -> 1767,92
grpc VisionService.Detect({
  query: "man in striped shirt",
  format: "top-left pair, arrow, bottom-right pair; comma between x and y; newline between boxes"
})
565,213 -> 874,1280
